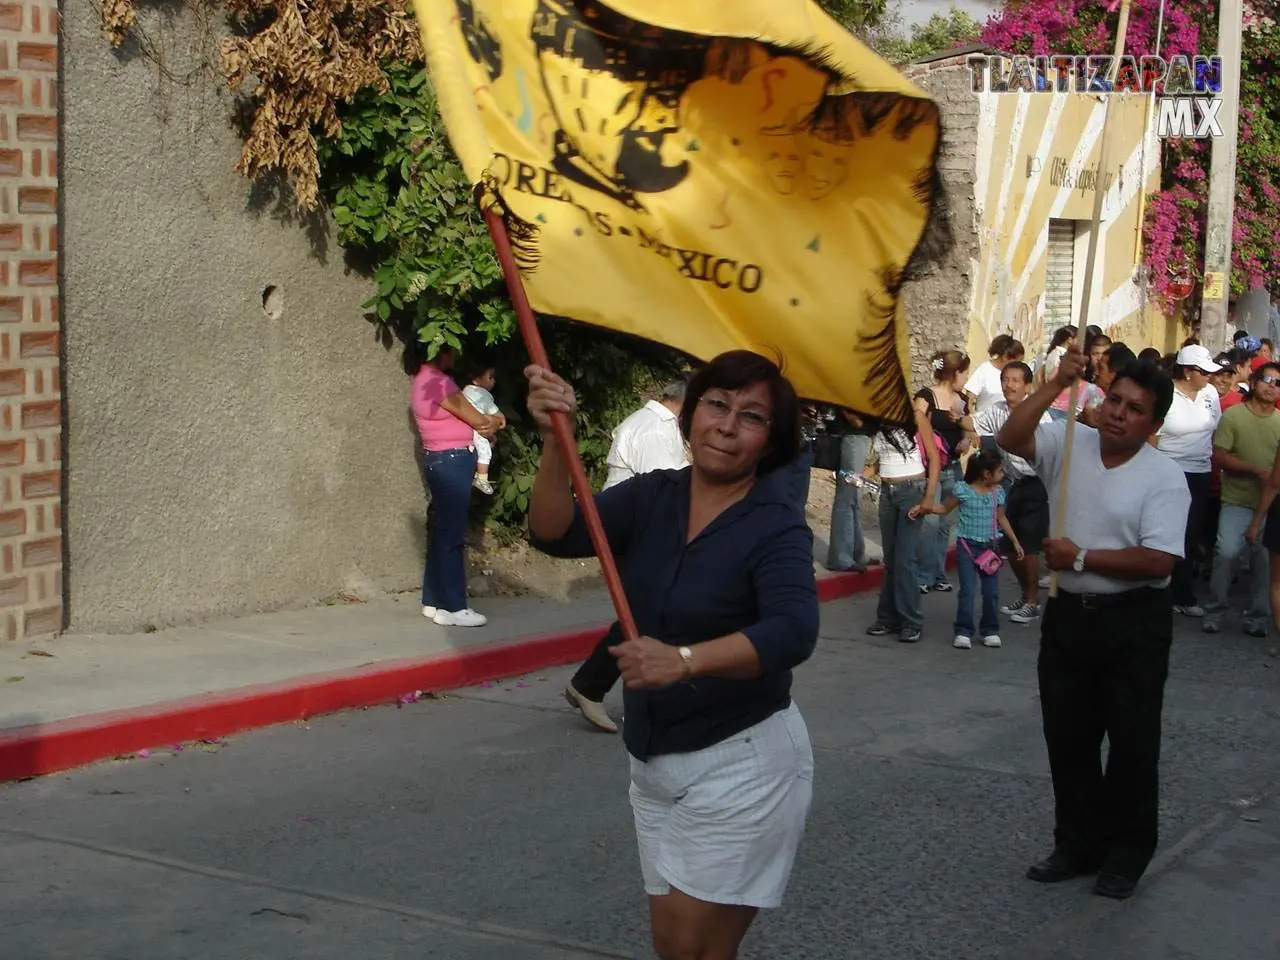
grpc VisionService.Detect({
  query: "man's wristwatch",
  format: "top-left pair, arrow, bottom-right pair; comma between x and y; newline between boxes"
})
1072,548 -> 1087,573
677,646 -> 694,678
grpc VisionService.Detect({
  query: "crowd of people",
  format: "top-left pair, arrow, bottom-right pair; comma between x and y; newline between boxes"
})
403,325 -> 1273,959
847,323 -> 1280,647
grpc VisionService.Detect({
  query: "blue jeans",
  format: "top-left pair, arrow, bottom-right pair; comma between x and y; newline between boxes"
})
422,447 -> 477,613
919,462 -> 960,587
955,539 -> 1001,638
1205,503 -> 1270,632
876,478 -> 925,629
828,434 -> 870,570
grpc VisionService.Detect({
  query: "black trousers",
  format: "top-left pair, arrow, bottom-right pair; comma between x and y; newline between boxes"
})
1038,587 -> 1173,878
571,623 -> 622,701
1170,471 -> 1212,606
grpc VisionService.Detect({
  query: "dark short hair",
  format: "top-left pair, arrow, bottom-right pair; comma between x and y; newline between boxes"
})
1104,344 -> 1136,370
680,351 -> 801,475
460,354 -> 497,385
987,334 -> 1015,358
1002,360 -> 1033,383
1251,362 -> 1280,384
1137,347 -> 1162,364
1110,360 -> 1174,422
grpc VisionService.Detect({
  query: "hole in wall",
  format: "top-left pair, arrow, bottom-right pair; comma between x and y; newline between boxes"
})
262,284 -> 284,320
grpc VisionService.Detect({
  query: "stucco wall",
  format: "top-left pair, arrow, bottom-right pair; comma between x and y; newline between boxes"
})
968,82 -> 1177,357
900,60 -> 981,390
62,3 -> 423,631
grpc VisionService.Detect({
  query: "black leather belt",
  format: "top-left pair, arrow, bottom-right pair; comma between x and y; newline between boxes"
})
1054,587 -> 1167,610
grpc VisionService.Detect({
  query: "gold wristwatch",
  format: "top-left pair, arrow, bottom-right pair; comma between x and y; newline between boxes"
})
678,646 -> 694,678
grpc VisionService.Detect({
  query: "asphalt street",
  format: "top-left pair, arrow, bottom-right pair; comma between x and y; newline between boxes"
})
2,583 -> 1278,959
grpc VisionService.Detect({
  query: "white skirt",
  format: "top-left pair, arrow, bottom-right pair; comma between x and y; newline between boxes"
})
628,703 -> 814,909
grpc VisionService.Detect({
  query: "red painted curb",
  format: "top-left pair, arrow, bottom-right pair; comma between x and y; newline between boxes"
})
0,548 -> 956,782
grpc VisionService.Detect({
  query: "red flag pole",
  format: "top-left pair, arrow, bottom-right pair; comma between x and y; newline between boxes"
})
482,206 -> 640,644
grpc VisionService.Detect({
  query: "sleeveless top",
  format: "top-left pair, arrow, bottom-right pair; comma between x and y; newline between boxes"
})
914,387 -> 967,465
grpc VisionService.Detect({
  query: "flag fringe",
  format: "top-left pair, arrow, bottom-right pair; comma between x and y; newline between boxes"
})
475,176 -> 540,274
855,265 -> 913,425
902,100 -> 954,282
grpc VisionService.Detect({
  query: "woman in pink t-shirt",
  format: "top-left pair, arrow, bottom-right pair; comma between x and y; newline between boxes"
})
407,342 -> 502,628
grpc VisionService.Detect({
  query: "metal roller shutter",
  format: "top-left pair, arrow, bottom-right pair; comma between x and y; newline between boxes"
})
1043,219 -> 1077,351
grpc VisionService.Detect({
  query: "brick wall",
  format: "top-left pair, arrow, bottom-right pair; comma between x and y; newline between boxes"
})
0,0 -> 61,641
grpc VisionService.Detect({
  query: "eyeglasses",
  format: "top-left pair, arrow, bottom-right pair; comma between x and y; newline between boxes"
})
1259,375 -> 1280,386
699,396 -> 771,431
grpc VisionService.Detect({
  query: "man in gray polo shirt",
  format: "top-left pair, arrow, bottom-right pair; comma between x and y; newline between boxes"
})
998,345 -> 1189,901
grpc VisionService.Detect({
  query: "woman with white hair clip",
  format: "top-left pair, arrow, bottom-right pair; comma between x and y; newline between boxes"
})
915,349 -> 971,594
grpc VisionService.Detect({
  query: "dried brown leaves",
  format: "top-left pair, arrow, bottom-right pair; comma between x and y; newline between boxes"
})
100,0 -> 421,210
101,0 -> 137,46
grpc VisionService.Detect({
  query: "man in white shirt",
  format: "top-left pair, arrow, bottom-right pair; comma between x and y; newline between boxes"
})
602,382 -> 689,490
565,381 -> 689,733
998,345 -> 1190,902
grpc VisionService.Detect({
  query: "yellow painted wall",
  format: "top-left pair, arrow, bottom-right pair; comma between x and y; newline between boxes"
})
966,89 -> 1182,358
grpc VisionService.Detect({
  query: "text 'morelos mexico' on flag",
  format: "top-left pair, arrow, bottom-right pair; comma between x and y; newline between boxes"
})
415,0 -> 951,423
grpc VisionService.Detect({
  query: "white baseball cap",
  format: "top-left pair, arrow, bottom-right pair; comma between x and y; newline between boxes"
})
1175,344 -> 1223,373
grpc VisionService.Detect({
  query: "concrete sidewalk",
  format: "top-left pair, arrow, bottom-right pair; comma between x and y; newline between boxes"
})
0,478 -> 895,781
0,591 -> 618,729
0,561 -> 906,781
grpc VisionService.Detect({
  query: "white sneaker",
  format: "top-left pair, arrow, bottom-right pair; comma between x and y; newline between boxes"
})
1174,604 -> 1204,618
953,635 -> 972,649
422,605 -> 437,619
982,634 -> 1002,648
473,475 -> 494,495
432,608 -> 488,627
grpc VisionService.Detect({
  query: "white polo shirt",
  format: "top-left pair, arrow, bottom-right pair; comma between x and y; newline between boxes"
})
1155,383 -> 1221,473
603,401 -> 689,490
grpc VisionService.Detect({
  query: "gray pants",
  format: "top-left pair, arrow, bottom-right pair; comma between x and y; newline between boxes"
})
828,434 -> 870,570
918,462 -> 960,587
1204,503 -> 1270,633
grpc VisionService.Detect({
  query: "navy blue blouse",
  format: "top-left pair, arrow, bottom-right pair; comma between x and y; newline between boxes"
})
532,467 -> 820,761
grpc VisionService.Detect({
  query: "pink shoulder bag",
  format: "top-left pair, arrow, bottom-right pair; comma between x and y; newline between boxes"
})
961,492 -> 1004,576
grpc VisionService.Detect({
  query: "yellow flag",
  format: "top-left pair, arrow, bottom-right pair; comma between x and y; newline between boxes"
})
414,0 -> 948,422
